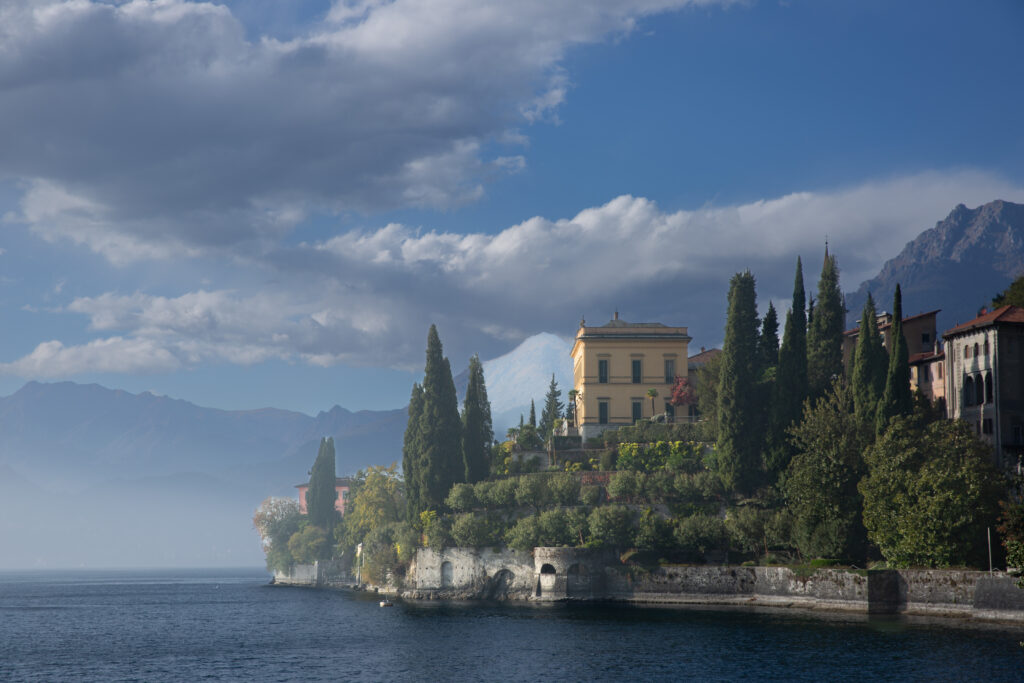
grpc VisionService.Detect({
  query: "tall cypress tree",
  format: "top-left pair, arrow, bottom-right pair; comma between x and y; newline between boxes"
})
875,285 -> 913,436
759,301 -> 780,374
767,258 -> 808,475
538,374 -> 564,438
851,293 -> 888,427
418,325 -> 464,511
402,383 -> 425,522
528,400 -> 537,428
807,250 -> 844,399
306,437 -> 337,531
461,355 -> 493,484
717,271 -> 761,494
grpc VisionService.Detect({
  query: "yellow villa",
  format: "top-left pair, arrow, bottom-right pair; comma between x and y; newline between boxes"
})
570,312 -> 692,440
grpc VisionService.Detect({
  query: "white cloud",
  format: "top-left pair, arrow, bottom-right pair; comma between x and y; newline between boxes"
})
5,169 -> 1021,377
0,0 -> 723,262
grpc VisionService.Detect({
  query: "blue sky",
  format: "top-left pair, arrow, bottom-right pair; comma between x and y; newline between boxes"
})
0,0 -> 1022,414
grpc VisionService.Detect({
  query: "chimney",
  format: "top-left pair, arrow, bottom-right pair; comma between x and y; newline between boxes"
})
614,311 -> 619,320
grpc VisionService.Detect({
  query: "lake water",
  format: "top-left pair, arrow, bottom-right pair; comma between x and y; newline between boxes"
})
1,568 -> 1022,681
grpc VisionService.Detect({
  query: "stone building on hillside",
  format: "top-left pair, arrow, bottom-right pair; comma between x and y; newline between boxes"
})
943,305 -> 1024,472
296,477 -> 354,517
570,313 -> 691,440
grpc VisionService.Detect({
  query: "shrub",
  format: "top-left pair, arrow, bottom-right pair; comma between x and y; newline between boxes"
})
599,448 -> 618,471
450,513 -> 498,548
287,525 -> 330,563
505,515 -> 541,551
634,508 -> 672,550
485,478 -> 517,509
693,470 -> 724,499
537,509 -> 575,547
548,473 -> 581,506
607,471 -> 639,502
579,485 -> 604,506
673,515 -> 728,556
726,506 -> 768,555
672,473 -> 701,503
587,505 -> 634,548
446,483 -> 478,512
514,475 -> 550,510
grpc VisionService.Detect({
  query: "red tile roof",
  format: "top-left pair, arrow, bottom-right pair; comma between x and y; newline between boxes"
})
943,305 -> 1024,337
909,350 -> 944,365
688,348 -> 722,365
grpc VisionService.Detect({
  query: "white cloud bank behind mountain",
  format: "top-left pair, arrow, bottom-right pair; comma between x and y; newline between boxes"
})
3,169 -> 1022,379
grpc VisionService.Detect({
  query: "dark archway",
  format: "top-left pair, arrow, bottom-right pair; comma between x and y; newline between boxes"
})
440,561 -> 453,588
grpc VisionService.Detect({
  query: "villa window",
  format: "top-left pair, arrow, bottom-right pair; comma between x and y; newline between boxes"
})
632,400 -> 642,423
982,418 -> 993,435
985,372 -> 993,404
984,339 -> 989,356
664,359 -> 675,384
964,376 -> 974,406
975,374 -> 985,406
974,342 -> 980,358
598,401 -> 609,425
938,364 -> 943,379
921,332 -> 930,348
665,402 -> 675,418
598,359 -> 608,384
964,345 -> 970,359
632,359 -> 642,384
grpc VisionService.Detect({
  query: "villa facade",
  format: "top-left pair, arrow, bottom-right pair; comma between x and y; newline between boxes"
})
296,477 -> 354,517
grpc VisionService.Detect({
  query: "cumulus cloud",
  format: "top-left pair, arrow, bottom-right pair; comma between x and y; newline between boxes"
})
4,169 -> 1021,377
0,0 -> 722,262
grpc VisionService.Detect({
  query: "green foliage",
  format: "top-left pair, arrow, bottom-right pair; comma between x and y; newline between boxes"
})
480,478 -> 516,508
992,273 -> 1024,309
529,400 -> 536,427
860,414 -> 1004,568
306,437 -> 338,531
997,499 -> 1024,586
419,509 -> 451,550
450,513 -> 500,548
607,470 -> 640,502
539,374 -> 564,440
514,475 -> 549,510
616,440 -> 704,472
579,485 -> 604,506
807,252 -> 844,399
360,522 -> 410,586
717,270 -> 762,494
547,473 -> 580,506
785,380 -> 868,562
851,293 -> 888,427
287,524 -> 330,564
418,325 -> 465,512
696,354 -> 722,432
875,285 -> 913,436
505,515 -> 541,551
344,464 -> 404,550
253,496 -> 303,573
461,354 -> 494,484
673,515 -> 729,556
402,383 -> 425,523
634,508 -> 672,549
759,301 -> 780,373
599,448 -> 618,471
727,506 -> 769,556
537,509 -> 577,546
445,483 -> 478,512
769,257 -> 808,476
586,505 -> 634,548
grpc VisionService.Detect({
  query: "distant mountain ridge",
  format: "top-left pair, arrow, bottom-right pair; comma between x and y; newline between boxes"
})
846,199 -> 1024,331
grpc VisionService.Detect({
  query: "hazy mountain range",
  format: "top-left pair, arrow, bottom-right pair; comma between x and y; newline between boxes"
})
846,199 -> 1024,331
3,199 -> 1021,569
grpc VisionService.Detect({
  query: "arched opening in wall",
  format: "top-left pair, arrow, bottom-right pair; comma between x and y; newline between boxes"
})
975,374 -> 985,406
985,372 -> 993,404
566,563 -> 590,597
539,563 -> 557,594
974,342 -> 980,358
441,561 -> 453,588
964,376 -> 975,406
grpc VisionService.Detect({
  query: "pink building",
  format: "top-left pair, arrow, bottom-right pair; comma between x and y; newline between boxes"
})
295,477 -> 354,517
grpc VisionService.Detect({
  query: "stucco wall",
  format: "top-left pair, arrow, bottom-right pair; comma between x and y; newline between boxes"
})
408,547 -> 535,599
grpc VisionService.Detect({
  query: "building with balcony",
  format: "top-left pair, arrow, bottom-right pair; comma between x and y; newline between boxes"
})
943,305 -> 1024,472
570,312 -> 691,440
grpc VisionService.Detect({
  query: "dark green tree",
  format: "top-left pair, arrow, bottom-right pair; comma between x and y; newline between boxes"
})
528,399 -> 537,428
461,354 -> 493,484
402,383 -> 425,523
807,250 -> 844,399
860,412 -> 1003,568
306,437 -> 338,532
717,271 -> 762,494
767,258 -> 808,475
784,380 -> 868,561
850,293 -> 887,428
875,285 -> 913,436
758,301 -> 779,374
418,325 -> 464,512
538,374 -> 564,438
992,273 -> 1024,309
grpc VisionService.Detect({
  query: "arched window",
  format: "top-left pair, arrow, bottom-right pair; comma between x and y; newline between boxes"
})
974,342 -> 980,358
964,376 -> 975,406
964,344 -> 970,358
975,374 -> 985,405
985,372 -> 993,404
984,338 -> 990,356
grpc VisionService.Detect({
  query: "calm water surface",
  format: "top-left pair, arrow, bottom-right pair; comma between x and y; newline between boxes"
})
1,568 -> 1022,681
